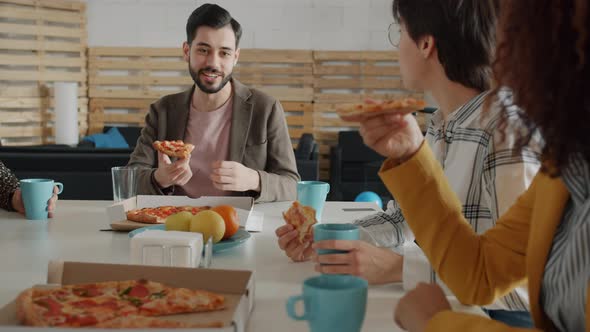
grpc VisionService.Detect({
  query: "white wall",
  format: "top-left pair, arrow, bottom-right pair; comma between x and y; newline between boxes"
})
85,0 -> 397,50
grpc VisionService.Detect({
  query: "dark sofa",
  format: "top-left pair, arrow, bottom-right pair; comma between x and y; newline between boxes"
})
0,146 -> 132,200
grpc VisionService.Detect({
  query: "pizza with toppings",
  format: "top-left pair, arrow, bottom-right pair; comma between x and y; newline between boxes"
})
282,201 -> 317,243
16,279 -> 225,328
126,206 -> 210,224
337,98 -> 427,119
152,140 -> 195,159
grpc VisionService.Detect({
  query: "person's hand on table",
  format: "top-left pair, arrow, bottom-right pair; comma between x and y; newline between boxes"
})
154,151 -> 192,188
275,224 -> 313,262
11,186 -> 59,218
210,161 -> 261,192
311,240 -> 403,284
394,282 -> 451,332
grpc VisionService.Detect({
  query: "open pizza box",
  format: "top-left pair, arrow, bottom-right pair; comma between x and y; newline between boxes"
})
107,195 -> 255,231
0,261 -> 255,332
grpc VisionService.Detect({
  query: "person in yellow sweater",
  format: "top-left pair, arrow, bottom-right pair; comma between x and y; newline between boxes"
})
350,0 -> 589,331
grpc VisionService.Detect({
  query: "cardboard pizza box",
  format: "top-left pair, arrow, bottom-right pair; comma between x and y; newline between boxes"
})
107,195 -> 255,231
0,261 -> 255,332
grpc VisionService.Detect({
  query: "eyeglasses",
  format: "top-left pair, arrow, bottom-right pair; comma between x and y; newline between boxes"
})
388,23 -> 401,48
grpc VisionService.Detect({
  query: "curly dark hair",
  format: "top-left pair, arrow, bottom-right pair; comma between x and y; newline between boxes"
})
493,0 -> 590,175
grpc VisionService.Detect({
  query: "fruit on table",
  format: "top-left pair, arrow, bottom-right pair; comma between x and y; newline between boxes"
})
211,205 -> 239,240
190,210 -> 226,243
165,211 -> 192,231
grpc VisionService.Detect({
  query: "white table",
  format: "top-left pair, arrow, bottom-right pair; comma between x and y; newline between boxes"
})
0,201 -> 483,331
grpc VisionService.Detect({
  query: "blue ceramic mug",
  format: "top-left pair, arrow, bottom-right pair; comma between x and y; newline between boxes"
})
286,274 -> 368,332
314,223 -> 360,255
20,179 -> 63,220
297,181 -> 330,221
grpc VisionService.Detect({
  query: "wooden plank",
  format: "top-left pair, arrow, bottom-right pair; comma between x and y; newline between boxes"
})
0,85 -> 45,97
0,126 -> 44,137
90,98 -> 154,109
89,75 -> 192,86
0,0 -> 85,11
101,113 -> 145,124
0,39 -> 83,52
239,49 -> 313,64
0,22 -> 84,38
0,6 -> 83,24
313,51 -> 399,62
0,110 -> 87,123
288,128 -> 307,139
0,54 -> 84,67
258,87 -> 313,102
0,97 -> 43,108
285,116 -> 313,127
282,101 -> 313,112
314,118 -> 360,128
315,78 -> 403,89
88,89 -> 172,100
313,65 -> 401,76
0,70 -> 85,82
89,47 -> 183,57
236,66 -> 313,75
89,59 -> 186,71
0,97 -> 87,110
235,75 -> 313,86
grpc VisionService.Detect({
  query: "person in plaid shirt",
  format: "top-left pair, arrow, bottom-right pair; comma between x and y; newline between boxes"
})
276,0 -> 541,327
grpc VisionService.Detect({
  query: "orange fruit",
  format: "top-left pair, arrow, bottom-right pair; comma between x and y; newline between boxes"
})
211,205 -> 239,240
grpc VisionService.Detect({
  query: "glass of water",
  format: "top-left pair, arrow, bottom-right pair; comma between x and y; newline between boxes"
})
111,166 -> 137,202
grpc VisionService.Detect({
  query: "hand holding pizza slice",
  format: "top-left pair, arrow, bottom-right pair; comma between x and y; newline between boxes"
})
282,201 -> 318,244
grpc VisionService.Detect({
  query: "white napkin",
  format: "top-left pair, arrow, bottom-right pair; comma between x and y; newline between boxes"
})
245,210 -> 264,232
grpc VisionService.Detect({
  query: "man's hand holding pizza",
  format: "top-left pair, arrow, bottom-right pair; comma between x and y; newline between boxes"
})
152,140 -> 194,189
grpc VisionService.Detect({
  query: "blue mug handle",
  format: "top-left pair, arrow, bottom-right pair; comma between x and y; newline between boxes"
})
325,183 -> 330,194
54,182 -> 64,195
286,295 -> 308,321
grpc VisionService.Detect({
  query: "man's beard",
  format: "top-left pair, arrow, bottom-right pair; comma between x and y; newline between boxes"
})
189,64 -> 233,94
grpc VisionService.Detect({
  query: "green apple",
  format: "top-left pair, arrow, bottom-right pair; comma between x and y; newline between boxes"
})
165,211 -> 192,231
190,210 -> 226,243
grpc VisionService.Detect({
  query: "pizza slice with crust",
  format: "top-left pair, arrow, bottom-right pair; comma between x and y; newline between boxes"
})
152,140 -> 195,159
337,97 -> 427,119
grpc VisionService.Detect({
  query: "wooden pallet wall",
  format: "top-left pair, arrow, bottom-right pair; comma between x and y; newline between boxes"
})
0,0 -> 88,145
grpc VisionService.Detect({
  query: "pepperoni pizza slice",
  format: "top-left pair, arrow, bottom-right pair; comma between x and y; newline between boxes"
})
153,140 -> 195,159
126,205 -> 210,224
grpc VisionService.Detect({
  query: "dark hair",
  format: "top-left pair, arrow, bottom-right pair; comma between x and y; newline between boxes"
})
186,3 -> 242,48
392,0 -> 498,92
492,0 -> 590,175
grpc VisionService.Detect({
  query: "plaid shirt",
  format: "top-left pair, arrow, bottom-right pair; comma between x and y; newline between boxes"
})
356,91 -> 542,311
